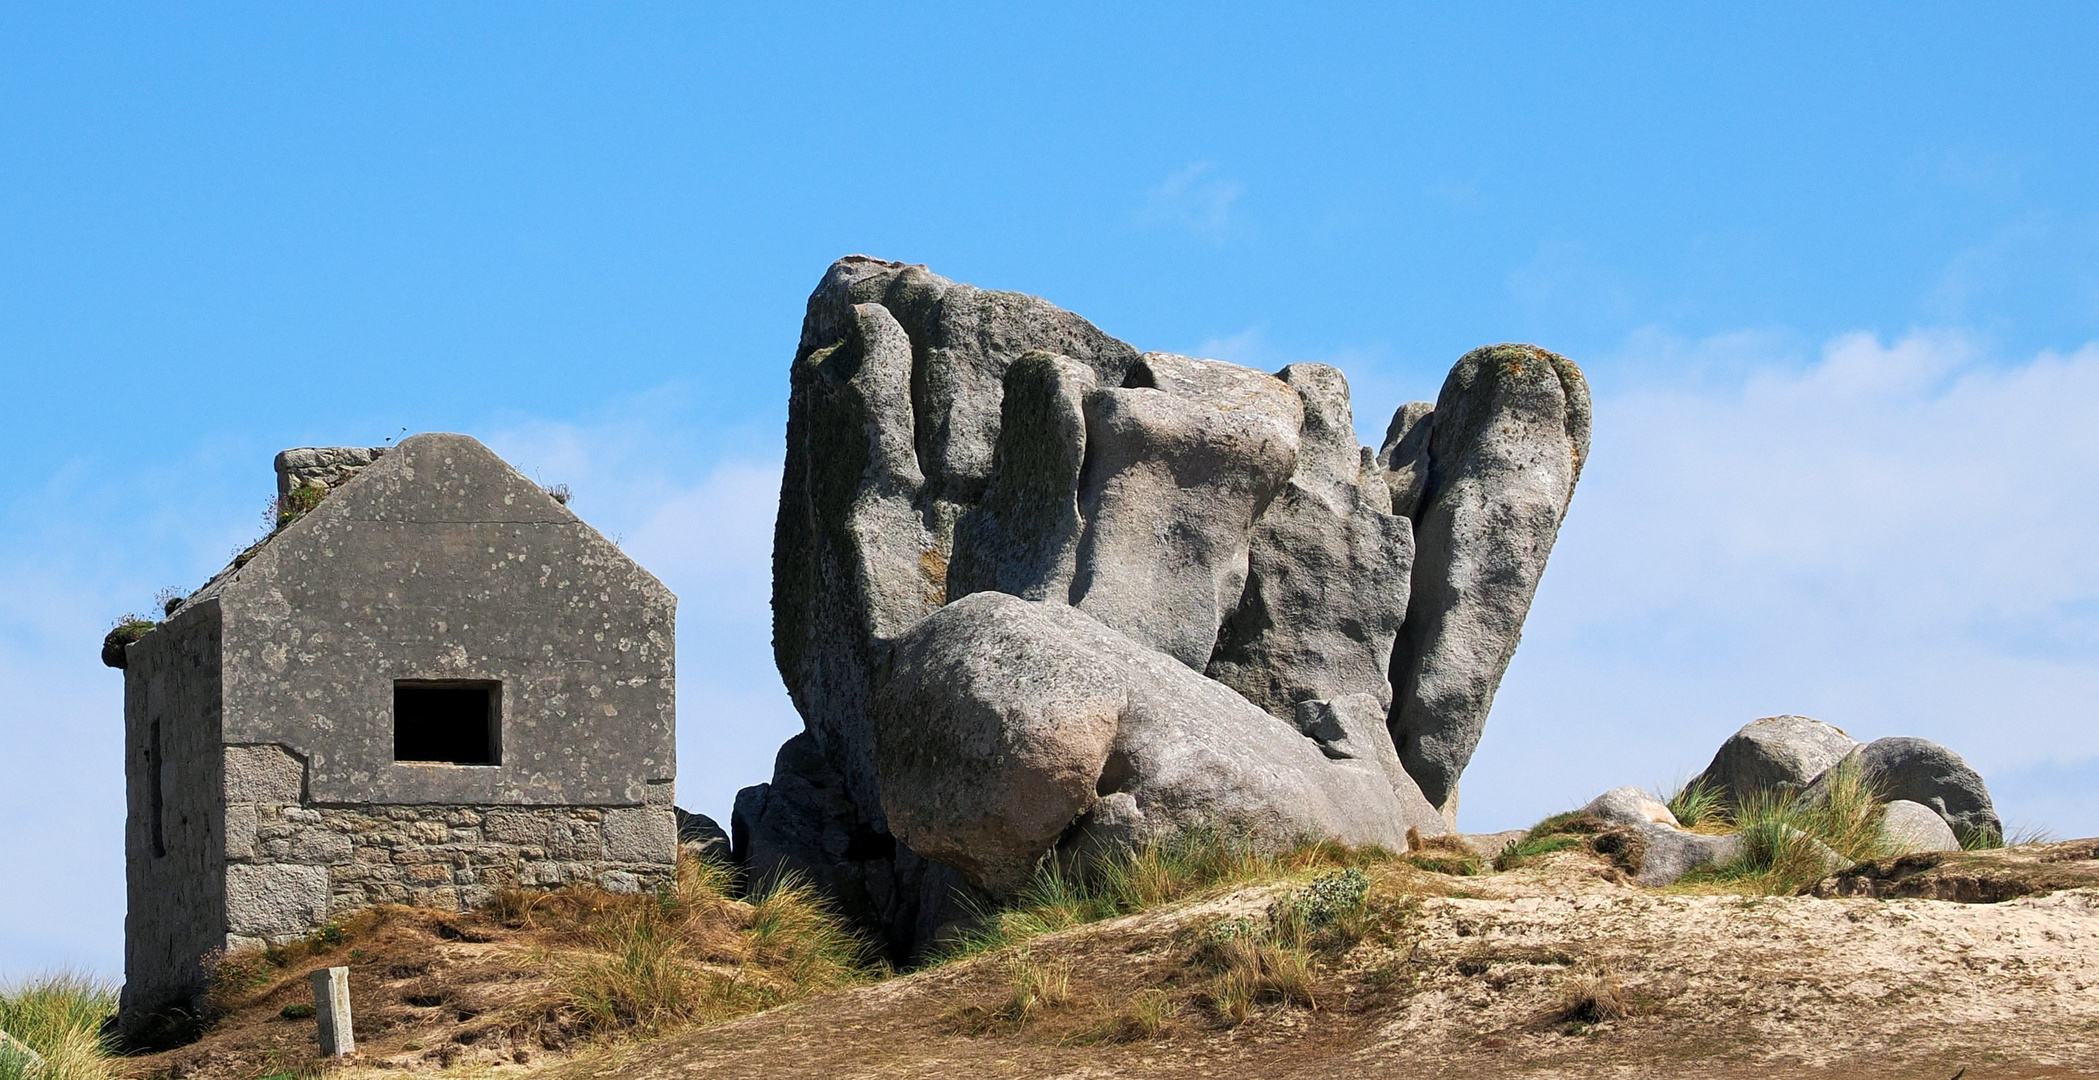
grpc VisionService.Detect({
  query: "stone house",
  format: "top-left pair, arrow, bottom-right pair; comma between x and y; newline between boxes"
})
113,433 -> 677,1033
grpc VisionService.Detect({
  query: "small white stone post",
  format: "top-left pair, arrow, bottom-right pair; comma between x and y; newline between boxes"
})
310,966 -> 355,1059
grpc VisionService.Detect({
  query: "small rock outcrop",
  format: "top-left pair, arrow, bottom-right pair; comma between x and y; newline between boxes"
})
1693,715 -> 1860,808
674,808 -> 732,864
0,1030 -> 46,1079
754,257 -> 1588,954
1581,786 -> 1743,887
1808,737 -> 2001,844
1880,799 -> 1961,854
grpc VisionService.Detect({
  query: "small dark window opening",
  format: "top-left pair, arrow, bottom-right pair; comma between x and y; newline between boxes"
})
393,681 -> 501,765
148,719 -> 167,858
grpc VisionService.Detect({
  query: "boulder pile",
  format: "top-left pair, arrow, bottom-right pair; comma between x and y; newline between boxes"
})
736,256 -> 1591,957
1551,715 -> 2001,887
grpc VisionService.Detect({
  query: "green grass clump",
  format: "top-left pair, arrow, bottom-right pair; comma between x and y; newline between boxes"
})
98,617 -> 157,668
1491,813 -> 1644,873
275,485 -> 326,528
1677,759 -> 1889,895
1266,868 -> 1372,942
0,972 -> 119,1080
1188,869 -> 1371,1025
936,830 -> 1387,962
1664,778 -> 1728,830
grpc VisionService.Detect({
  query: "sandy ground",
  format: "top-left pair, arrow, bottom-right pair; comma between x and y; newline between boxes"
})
138,842 -> 2099,1080
539,845 -> 2099,1080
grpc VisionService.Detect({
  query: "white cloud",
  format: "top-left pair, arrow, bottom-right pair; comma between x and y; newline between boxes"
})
1141,162 -> 1245,243
1467,331 -> 2099,836
1192,326 -> 1268,366
1506,239 -> 1637,325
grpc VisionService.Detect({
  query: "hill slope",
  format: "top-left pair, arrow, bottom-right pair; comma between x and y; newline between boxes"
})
545,843 -> 2099,1080
129,841 -> 2099,1080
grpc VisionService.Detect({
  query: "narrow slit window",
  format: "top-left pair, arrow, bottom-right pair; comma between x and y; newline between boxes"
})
393,681 -> 501,765
148,719 -> 167,858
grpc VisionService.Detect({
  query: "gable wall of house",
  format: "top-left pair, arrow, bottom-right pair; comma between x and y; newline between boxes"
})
120,435 -> 680,1036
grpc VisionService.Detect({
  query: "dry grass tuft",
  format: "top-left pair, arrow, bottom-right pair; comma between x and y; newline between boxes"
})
1403,830 -> 1486,876
1178,867 -> 1372,1026
1002,951 -> 1072,1025
1195,934 -> 1317,1025
1552,968 -> 1631,1030
192,850 -> 878,1068
1071,989 -> 1179,1044
1663,778 -> 1728,830
941,950 -> 1075,1034
536,858 -> 876,1037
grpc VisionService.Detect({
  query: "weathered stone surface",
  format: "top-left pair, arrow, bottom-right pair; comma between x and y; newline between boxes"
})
224,744 -> 306,804
1071,353 -> 1303,669
1881,799 -> 1961,854
1580,787 -> 1742,887
1634,829 -> 1746,888
274,445 -> 384,502
604,808 -> 679,863
225,864 -> 330,937
1389,344 -> 1591,814
948,352 -> 1098,603
1208,364 -> 1415,717
873,596 -> 1127,893
877,593 -> 1445,894
734,734 -> 984,964
1378,400 -> 1436,519
204,434 -> 678,807
1288,694 -> 1446,829
674,808 -> 731,863
1810,737 -> 2001,843
1693,715 -> 1859,808
1583,787 -> 1681,830
773,259 -> 1139,838
0,1029 -> 47,1078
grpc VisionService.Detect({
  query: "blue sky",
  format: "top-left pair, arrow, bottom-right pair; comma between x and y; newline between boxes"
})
4,5 -> 2097,978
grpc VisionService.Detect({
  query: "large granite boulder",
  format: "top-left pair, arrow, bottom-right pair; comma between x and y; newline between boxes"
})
1386,344 -> 1591,816
875,592 -> 1446,894
755,257 -> 1586,956
766,260 -> 1137,952
948,352 -> 1098,603
773,258 -> 1141,836
731,732 -> 981,963
1808,737 -> 2001,844
1693,715 -> 1860,809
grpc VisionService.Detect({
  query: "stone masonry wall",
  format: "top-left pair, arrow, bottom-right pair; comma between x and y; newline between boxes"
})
222,744 -> 677,950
